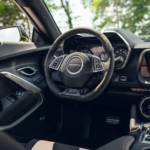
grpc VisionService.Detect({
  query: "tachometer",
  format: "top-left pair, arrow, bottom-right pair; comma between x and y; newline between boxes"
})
114,48 -> 128,68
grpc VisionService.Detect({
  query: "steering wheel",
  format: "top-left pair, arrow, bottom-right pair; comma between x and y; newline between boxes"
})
44,27 -> 114,101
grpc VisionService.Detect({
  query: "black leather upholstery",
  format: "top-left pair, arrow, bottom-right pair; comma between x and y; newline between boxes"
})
0,130 -> 135,150
25,136 -> 135,150
25,139 -> 87,150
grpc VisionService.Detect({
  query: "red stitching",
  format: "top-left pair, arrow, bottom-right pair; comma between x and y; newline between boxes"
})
123,137 -> 133,150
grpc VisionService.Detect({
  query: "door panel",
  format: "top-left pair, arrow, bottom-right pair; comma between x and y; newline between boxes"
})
0,45 -> 61,141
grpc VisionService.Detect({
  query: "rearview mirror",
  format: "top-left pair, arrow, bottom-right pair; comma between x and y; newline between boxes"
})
0,26 -> 29,42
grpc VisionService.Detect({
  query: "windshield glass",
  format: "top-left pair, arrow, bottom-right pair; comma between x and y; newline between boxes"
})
45,0 -> 150,40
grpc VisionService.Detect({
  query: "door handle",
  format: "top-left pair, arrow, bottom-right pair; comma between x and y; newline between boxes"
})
17,67 -> 37,76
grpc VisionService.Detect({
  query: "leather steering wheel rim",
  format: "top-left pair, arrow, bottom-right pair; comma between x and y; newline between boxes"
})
44,27 -> 114,101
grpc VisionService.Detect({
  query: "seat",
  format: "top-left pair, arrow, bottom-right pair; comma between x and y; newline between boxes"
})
23,139 -> 89,150
22,136 -> 135,150
0,131 -> 135,150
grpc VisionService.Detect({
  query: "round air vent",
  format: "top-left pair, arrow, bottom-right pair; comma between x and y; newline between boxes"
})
140,97 -> 150,118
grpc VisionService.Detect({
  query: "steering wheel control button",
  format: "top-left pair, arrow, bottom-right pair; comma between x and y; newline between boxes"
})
96,64 -> 100,68
93,56 -> 104,72
57,57 -> 63,62
94,63 -> 103,71
50,60 -> 59,69
67,56 -> 83,74
49,55 -> 65,70
120,76 -> 127,82
68,89 -> 77,94
53,63 -> 57,67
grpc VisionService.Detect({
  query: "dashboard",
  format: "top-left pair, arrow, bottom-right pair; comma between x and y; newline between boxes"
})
1,26 -> 150,140
0,29 -> 150,97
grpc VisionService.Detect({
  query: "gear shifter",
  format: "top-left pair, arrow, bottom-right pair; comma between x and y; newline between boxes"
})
141,123 -> 150,143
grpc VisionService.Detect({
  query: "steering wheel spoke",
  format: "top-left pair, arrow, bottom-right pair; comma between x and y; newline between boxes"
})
102,60 -> 110,72
92,55 -> 104,73
49,55 -> 66,71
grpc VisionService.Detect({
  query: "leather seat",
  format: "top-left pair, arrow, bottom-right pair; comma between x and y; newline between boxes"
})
23,139 -> 89,150
22,136 -> 135,150
0,131 -> 135,150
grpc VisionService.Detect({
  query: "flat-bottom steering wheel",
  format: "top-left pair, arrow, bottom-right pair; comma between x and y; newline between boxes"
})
44,27 -> 114,101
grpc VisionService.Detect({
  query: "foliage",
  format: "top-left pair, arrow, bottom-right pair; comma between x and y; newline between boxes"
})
0,0 -> 32,38
122,0 -> 150,34
1,0 -> 150,39
46,0 -> 79,29
82,0 -> 150,35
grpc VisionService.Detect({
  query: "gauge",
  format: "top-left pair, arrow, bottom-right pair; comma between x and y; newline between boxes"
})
91,46 -> 108,61
100,52 -> 108,61
80,49 -> 92,54
114,48 -> 128,68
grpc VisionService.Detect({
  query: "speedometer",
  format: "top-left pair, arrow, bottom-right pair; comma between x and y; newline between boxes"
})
91,46 -> 108,61
114,48 -> 128,68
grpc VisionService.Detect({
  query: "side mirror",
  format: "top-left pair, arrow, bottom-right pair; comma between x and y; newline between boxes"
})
0,26 -> 29,42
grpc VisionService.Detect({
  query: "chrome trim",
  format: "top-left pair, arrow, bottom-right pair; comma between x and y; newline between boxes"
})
103,31 -> 131,70
92,55 -> 104,72
17,66 -> 37,76
106,117 -> 120,125
0,72 -> 44,130
140,97 -> 150,118
49,55 -> 66,70
67,56 -> 84,75
54,55 -> 57,59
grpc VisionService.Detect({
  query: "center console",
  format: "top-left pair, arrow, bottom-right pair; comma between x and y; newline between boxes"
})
129,102 -> 150,150
141,124 -> 150,144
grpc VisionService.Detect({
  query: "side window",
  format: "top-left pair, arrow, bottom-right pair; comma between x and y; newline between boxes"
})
0,0 -> 33,42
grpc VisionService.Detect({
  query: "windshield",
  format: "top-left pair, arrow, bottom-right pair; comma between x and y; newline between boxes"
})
45,0 -> 150,40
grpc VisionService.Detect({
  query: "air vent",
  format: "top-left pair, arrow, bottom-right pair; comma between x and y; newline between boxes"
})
140,97 -> 150,118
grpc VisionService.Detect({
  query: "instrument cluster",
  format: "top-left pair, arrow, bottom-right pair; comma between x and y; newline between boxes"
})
70,45 -> 129,69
